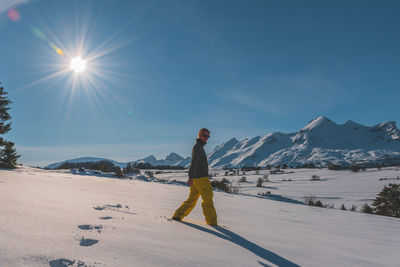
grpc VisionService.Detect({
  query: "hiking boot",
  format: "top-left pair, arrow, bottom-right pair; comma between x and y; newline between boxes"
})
171,217 -> 181,221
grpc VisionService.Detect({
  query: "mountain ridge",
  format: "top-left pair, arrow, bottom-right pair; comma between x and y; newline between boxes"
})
45,116 -> 400,169
209,116 -> 400,168
45,152 -> 187,169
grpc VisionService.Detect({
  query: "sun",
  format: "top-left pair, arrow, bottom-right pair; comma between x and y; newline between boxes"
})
70,57 -> 86,73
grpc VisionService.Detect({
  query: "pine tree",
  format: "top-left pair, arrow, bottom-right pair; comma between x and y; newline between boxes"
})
114,168 -> 123,178
0,83 -> 19,168
371,183 -> 400,218
361,203 -> 373,214
126,162 -> 132,173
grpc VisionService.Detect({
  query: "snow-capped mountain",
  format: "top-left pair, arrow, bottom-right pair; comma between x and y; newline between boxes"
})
173,156 -> 191,167
133,152 -> 185,166
209,116 -> 400,168
165,152 -> 184,163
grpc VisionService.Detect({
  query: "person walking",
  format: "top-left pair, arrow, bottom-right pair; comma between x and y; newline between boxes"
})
172,128 -> 218,225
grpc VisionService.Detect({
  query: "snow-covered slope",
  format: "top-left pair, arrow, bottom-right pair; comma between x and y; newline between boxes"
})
156,166 -> 400,209
209,116 -> 400,167
1,167 -> 399,267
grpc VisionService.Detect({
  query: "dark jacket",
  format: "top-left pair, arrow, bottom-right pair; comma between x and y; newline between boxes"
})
188,138 -> 209,178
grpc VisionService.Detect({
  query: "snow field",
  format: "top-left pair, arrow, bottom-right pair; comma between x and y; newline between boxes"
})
1,166 -> 399,267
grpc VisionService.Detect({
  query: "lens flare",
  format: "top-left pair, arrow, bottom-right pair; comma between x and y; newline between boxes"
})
57,48 -> 64,56
31,27 -> 64,56
7,9 -> 20,22
32,26 -> 47,40
70,57 -> 86,73
50,42 -> 64,56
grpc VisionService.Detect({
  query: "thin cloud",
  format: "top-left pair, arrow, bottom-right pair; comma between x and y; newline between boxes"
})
0,0 -> 29,14
219,71 -> 348,116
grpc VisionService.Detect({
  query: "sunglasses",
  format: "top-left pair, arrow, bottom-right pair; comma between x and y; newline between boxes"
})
202,134 -> 210,138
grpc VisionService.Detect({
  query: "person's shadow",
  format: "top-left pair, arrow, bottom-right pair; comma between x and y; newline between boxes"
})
181,221 -> 300,267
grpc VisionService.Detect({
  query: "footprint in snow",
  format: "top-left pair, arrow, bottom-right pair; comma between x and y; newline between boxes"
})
78,224 -> 103,233
99,216 -> 113,220
79,237 -> 99,247
93,204 -> 136,215
93,203 -> 121,210
49,258 -> 88,267
78,224 -> 103,230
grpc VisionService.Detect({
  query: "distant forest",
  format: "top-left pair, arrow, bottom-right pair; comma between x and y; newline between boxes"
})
53,160 -> 185,173
55,160 -> 120,173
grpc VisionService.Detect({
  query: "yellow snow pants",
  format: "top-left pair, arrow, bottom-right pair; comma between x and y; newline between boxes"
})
173,176 -> 218,225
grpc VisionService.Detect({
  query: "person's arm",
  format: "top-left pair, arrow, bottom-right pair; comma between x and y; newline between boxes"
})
188,145 -> 200,185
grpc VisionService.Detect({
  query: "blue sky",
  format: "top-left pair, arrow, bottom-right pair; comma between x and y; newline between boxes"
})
1,0 -> 399,166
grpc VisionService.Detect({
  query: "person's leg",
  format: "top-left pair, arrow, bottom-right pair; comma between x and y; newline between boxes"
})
193,177 -> 218,225
172,185 -> 200,220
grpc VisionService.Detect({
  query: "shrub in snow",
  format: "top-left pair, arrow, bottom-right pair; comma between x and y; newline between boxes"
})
371,183 -> 400,218
239,176 -> 247,182
211,179 -> 231,193
256,178 -> 263,187
301,163 -> 315,168
315,200 -> 323,207
350,165 -> 361,172
340,204 -> 347,210
328,163 -> 343,170
123,163 -> 133,174
311,175 -> 320,181
114,168 -> 123,178
229,183 -> 239,194
350,205 -> 357,212
361,203 -> 374,214
145,171 -> 154,178
304,195 -> 316,206
263,174 -> 269,182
